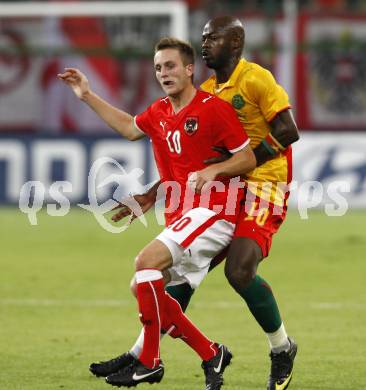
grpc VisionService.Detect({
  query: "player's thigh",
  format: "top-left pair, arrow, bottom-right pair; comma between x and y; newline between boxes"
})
233,197 -> 287,260
135,239 -> 173,271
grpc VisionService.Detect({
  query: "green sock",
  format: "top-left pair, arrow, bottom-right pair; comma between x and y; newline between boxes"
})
239,275 -> 282,333
165,283 -> 194,312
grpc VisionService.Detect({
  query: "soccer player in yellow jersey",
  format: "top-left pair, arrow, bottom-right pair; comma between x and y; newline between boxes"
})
90,16 -> 300,390
201,16 -> 299,390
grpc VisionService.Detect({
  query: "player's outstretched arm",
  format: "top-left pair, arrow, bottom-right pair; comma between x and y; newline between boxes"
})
253,109 -> 299,166
189,144 -> 256,194
57,68 -> 144,141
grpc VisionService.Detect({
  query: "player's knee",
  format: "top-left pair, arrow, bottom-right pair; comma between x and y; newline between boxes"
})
134,242 -> 170,271
135,252 -> 154,271
225,238 -> 262,291
225,263 -> 255,290
135,253 -> 145,271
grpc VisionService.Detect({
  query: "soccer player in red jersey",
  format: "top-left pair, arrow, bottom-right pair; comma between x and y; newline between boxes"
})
97,17 -> 300,390
58,37 -> 256,389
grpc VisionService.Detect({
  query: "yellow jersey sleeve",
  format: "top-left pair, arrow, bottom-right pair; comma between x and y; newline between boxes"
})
200,60 -> 293,206
247,66 -> 290,123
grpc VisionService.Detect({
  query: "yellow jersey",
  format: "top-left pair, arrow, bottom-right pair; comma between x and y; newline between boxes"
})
200,58 -> 292,206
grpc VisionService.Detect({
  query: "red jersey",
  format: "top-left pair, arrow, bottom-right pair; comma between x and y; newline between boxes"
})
135,90 -> 249,226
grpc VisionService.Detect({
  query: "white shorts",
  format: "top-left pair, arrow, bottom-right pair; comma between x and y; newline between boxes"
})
156,207 -> 235,289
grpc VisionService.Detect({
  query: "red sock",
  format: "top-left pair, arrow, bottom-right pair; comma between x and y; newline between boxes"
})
162,292 -> 218,361
136,269 -> 165,368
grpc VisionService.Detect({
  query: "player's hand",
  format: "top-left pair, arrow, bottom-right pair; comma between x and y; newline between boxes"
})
57,68 -> 91,100
203,146 -> 232,165
111,193 -> 155,223
188,166 -> 218,194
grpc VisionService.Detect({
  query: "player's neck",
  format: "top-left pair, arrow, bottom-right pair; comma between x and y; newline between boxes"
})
215,58 -> 240,84
169,85 -> 197,114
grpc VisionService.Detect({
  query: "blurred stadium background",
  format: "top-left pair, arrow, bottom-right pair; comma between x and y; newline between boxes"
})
1,1 -> 366,389
1,0 -> 366,207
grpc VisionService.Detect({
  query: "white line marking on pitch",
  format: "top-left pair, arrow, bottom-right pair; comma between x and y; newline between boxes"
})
0,299 -> 130,307
0,299 -> 365,310
310,302 -> 366,310
0,299 -> 243,308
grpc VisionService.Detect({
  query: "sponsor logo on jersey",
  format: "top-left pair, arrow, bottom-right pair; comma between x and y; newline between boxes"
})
232,94 -> 245,109
184,117 -> 198,135
159,121 -> 167,132
202,95 -> 213,103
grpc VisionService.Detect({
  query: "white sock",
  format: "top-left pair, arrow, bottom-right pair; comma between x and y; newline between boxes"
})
130,329 -> 144,358
266,323 -> 290,353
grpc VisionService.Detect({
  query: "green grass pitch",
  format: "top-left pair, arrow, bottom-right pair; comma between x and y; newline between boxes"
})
1,207 -> 365,389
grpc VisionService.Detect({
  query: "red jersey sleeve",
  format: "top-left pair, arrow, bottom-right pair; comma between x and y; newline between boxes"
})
211,99 -> 250,152
134,106 -> 153,136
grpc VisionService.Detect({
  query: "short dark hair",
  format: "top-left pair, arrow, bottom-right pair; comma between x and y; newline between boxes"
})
155,37 -> 195,66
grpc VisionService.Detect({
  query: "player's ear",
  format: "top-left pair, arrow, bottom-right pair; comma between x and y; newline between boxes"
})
231,32 -> 244,54
186,63 -> 194,78
231,35 -> 240,51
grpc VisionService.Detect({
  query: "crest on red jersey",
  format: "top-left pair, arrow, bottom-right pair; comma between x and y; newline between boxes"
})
184,117 -> 198,135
